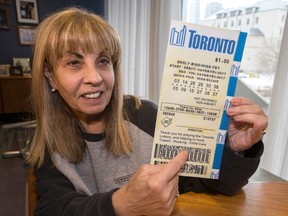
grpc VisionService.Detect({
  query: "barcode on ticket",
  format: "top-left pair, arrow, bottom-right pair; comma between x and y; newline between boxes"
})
153,143 -> 211,175
153,143 -> 212,164
154,159 -> 208,175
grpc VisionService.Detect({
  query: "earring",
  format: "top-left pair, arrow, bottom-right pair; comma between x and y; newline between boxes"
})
51,88 -> 56,92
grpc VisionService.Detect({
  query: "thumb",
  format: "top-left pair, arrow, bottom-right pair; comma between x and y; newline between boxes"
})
159,151 -> 188,181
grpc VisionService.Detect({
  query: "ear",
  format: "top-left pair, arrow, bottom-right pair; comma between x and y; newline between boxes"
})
44,65 -> 57,90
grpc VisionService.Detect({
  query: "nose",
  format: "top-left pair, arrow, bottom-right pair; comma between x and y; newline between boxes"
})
84,65 -> 103,85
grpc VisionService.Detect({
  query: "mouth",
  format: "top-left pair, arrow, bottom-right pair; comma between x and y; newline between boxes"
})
83,92 -> 101,99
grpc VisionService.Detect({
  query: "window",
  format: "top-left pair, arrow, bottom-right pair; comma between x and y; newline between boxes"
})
182,0 -> 287,105
245,7 -> 253,15
255,16 -> 259,24
230,10 -> 236,17
216,13 -> 222,19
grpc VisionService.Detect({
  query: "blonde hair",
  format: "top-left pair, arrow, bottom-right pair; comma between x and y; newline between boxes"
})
27,7 -> 134,167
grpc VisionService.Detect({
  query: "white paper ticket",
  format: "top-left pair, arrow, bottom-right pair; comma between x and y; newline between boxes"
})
150,20 -> 247,179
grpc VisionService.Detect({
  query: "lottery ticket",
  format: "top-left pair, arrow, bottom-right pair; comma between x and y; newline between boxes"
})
150,20 -> 247,179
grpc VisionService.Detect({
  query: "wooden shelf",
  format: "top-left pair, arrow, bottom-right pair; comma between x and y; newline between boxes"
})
0,76 -> 32,113
0,75 -> 32,80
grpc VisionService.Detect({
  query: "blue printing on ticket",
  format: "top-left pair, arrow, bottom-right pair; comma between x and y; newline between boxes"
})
227,76 -> 238,97
213,32 -> 247,171
219,110 -> 229,130
227,32 -> 247,97
212,143 -> 224,169
234,32 -> 247,62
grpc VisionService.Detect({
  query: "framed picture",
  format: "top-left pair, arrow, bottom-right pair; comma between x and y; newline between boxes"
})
0,0 -> 12,5
17,25 -> 36,45
13,57 -> 31,75
9,66 -> 23,76
0,8 -> 10,30
0,64 -> 10,76
15,0 -> 39,24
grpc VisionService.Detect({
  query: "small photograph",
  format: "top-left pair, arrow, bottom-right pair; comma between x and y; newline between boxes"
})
0,8 -> 9,30
15,0 -> 39,24
9,66 -> 23,76
0,64 -> 10,76
13,57 -> 31,75
17,26 -> 36,45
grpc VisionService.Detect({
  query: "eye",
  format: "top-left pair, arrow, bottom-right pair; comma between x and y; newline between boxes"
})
97,56 -> 111,68
68,59 -> 81,67
99,59 -> 109,65
98,57 -> 110,65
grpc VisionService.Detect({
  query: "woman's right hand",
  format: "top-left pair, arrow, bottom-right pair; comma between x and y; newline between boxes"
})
112,151 -> 188,216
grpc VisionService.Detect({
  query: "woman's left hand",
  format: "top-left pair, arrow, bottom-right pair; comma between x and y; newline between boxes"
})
226,97 -> 268,152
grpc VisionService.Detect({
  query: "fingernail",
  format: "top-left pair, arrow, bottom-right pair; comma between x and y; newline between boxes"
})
230,98 -> 240,105
226,108 -> 234,115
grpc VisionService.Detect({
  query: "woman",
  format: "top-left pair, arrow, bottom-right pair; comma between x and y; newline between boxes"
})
27,7 -> 268,216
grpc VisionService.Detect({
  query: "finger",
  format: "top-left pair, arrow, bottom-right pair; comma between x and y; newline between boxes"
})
227,104 -> 265,116
233,113 -> 268,130
166,183 -> 180,214
159,151 -> 188,182
233,113 -> 267,125
230,97 -> 257,106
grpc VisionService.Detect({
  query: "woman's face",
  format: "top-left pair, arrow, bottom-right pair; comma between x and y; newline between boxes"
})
46,49 -> 115,126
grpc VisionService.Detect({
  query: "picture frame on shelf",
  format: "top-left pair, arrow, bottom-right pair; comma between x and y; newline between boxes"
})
9,66 -> 23,76
17,25 -> 36,45
0,0 -> 12,5
0,8 -> 10,30
13,57 -> 31,75
15,0 -> 39,24
0,64 -> 10,76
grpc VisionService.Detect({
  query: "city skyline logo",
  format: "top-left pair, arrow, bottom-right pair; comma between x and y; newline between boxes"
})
230,63 -> 240,76
224,99 -> 233,109
169,25 -> 187,47
217,131 -> 226,144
